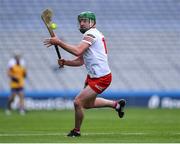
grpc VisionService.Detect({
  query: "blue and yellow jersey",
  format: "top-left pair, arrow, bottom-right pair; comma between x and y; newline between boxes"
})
8,64 -> 26,89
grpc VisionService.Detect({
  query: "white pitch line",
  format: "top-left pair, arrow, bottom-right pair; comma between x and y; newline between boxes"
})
84,132 -> 147,136
0,133 -> 65,137
0,132 -> 180,137
0,132 -> 145,137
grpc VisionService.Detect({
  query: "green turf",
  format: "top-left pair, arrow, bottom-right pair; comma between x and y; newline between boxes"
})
0,108 -> 180,143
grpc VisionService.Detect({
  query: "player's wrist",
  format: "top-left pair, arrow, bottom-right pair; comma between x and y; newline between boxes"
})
58,59 -> 66,67
62,59 -> 65,66
56,39 -> 62,46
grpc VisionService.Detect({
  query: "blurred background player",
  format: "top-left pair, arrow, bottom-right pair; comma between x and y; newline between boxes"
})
44,11 -> 126,137
5,53 -> 27,115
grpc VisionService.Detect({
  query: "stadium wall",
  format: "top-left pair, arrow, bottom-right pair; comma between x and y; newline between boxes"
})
1,90 -> 180,110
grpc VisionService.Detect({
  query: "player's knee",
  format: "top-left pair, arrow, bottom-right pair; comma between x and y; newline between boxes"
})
74,98 -> 82,108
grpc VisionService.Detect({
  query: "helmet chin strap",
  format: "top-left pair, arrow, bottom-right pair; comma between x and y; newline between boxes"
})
89,19 -> 96,29
90,19 -> 92,27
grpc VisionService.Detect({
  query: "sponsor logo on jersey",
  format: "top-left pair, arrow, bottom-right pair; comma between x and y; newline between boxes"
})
94,84 -> 105,91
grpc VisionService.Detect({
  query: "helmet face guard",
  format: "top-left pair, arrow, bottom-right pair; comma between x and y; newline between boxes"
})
78,11 -> 96,33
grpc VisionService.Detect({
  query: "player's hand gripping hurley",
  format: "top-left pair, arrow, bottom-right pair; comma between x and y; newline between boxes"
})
41,9 -> 61,59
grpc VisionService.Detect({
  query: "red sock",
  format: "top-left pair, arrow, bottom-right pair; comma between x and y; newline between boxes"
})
113,101 -> 118,109
74,128 -> 80,132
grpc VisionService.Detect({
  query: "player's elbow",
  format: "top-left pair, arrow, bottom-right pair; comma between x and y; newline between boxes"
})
73,44 -> 86,56
73,50 -> 83,57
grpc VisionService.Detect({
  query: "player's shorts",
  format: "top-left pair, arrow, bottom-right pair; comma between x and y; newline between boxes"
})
84,73 -> 112,94
11,87 -> 24,93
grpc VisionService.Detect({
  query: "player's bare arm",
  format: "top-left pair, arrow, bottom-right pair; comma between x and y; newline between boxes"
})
44,36 -> 90,56
58,56 -> 84,67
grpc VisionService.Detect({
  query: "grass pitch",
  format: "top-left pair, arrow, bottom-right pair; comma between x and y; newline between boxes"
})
0,108 -> 180,143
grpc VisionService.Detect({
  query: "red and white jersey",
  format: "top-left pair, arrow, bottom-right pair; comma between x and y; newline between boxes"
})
82,28 -> 111,78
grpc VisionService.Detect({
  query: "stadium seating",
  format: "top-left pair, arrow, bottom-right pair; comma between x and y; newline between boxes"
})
0,0 -> 180,91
